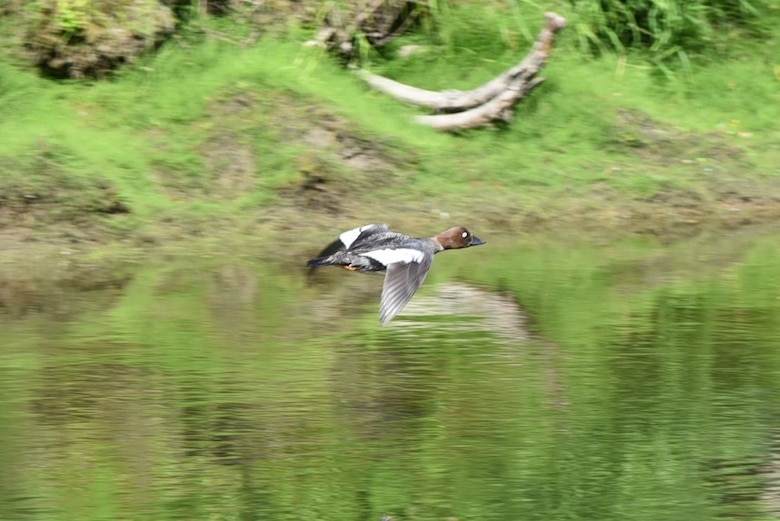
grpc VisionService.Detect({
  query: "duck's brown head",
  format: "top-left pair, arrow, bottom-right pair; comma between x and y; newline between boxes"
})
435,226 -> 486,250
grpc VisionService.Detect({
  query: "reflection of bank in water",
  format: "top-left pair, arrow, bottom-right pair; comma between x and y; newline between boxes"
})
395,282 -> 569,412
393,282 -> 530,341
703,433 -> 780,518
762,433 -> 780,517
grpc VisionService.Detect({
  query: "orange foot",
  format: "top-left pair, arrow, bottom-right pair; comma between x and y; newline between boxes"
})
342,265 -> 359,271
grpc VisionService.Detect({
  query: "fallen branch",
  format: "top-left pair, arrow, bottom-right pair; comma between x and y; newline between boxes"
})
414,77 -> 546,131
357,11 -> 566,131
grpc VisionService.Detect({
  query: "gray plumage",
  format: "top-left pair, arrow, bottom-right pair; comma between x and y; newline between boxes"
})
307,224 -> 485,325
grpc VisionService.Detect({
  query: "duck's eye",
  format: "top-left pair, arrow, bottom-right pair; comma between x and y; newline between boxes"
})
461,231 -> 468,238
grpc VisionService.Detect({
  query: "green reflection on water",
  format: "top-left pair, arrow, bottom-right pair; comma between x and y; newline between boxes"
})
1,232 -> 780,521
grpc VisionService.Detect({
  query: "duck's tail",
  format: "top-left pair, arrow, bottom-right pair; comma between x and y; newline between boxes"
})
306,256 -> 335,268
305,256 -> 336,287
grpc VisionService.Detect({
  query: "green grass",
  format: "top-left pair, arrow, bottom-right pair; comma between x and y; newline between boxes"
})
0,2 -> 779,245
564,0 -> 774,61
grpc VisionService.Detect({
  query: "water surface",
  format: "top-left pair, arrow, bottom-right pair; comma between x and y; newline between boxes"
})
2,229 -> 780,521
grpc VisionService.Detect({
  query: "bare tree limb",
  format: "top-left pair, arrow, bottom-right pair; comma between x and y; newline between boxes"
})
414,77 -> 546,131
357,12 -> 566,114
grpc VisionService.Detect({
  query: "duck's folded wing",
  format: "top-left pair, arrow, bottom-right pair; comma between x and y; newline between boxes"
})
311,238 -> 347,262
343,223 -> 390,250
379,256 -> 433,325
310,223 -> 390,266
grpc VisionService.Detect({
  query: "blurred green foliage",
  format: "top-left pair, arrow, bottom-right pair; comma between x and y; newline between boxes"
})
569,0 -> 773,60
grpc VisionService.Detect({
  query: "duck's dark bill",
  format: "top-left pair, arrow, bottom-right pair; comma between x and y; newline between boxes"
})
470,235 -> 486,246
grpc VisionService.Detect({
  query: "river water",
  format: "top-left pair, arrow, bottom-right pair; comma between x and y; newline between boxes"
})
1,228 -> 780,521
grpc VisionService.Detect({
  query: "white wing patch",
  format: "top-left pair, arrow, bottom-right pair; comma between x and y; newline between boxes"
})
338,226 -> 367,249
339,224 -> 386,249
361,248 -> 426,266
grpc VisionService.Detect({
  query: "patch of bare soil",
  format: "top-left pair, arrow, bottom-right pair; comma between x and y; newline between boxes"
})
592,109 -> 780,234
609,109 -> 746,165
272,92 -> 414,214
0,143 -> 130,245
203,90 -> 413,214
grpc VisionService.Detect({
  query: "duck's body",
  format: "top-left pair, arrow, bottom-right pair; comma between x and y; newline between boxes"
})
307,224 -> 485,325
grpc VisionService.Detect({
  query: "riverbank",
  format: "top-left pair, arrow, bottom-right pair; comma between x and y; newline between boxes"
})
1,8 -> 779,282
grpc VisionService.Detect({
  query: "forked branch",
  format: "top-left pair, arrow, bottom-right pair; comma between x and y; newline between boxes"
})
358,12 -> 566,131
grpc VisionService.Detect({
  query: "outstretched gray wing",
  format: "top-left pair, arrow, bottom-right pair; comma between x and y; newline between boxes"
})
378,254 -> 433,325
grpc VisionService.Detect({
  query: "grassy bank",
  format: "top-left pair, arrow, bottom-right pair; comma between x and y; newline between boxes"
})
1,2 -> 779,263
